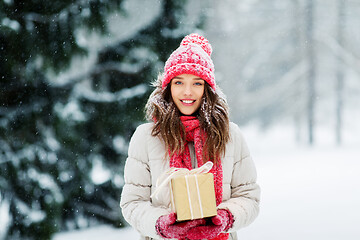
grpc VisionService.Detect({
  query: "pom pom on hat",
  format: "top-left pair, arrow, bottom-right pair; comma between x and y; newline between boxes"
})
181,33 -> 212,57
162,33 -> 216,90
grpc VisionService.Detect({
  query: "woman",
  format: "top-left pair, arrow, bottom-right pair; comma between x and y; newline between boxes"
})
120,33 -> 260,240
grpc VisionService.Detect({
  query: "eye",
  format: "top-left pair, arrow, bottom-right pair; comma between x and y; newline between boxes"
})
174,81 -> 182,85
194,82 -> 203,86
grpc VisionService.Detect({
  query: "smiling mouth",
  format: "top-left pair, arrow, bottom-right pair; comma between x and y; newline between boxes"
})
181,100 -> 196,104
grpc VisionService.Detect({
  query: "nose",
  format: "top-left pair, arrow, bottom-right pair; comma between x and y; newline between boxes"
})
183,84 -> 192,96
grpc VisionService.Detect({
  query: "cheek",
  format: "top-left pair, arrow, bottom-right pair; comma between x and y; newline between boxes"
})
197,88 -> 205,98
170,86 -> 177,100
196,90 -> 204,106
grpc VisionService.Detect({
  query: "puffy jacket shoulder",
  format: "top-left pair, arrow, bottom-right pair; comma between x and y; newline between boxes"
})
128,123 -> 153,163
229,122 -> 250,160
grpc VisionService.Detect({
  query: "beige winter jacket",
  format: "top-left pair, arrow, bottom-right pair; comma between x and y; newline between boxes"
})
120,122 -> 260,240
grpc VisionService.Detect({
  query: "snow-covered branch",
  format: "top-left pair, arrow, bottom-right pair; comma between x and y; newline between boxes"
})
91,61 -> 150,76
23,0 -> 117,24
82,202 -> 120,222
240,60 -> 308,107
0,100 -> 48,123
315,33 -> 360,76
241,24 -> 293,80
74,83 -> 148,103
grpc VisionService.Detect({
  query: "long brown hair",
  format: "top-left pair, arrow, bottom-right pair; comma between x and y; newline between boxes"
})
145,74 -> 230,163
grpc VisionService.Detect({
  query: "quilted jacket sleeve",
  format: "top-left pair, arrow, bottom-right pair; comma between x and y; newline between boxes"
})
120,124 -> 171,239
217,123 -> 260,232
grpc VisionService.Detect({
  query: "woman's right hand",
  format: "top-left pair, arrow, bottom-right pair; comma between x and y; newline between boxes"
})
155,212 -> 206,239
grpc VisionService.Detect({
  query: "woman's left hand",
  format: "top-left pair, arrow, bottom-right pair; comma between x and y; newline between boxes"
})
185,209 -> 234,240
155,212 -> 206,239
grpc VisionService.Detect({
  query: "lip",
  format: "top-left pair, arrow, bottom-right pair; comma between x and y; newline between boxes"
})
180,99 -> 196,106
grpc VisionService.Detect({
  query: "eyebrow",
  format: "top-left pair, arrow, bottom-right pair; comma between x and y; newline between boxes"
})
173,76 -> 203,81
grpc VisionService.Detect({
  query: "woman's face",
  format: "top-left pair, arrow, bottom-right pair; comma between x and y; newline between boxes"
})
170,74 -> 205,115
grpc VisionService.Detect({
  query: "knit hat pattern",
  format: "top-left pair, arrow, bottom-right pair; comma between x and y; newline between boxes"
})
162,33 -> 216,90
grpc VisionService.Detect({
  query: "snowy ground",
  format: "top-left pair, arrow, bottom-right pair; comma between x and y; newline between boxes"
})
53,123 -> 360,240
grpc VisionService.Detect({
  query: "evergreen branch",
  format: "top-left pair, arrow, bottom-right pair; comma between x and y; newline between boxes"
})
0,140 -> 16,165
54,60 -> 150,87
102,194 -> 122,211
74,83 -> 148,103
0,100 -> 48,122
92,61 -> 150,76
22,0 -> 121,24
82,202 -> 120,222
0,159 -> 12,165
22,0 -> 84,24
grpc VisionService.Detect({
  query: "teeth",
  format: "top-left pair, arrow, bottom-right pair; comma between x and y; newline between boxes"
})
182,100 -> 194,104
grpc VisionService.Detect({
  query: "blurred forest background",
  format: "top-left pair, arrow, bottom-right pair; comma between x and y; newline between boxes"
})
1,0 -> 359,239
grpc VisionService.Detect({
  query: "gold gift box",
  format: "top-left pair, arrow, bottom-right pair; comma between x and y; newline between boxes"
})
171,173 -> 217,221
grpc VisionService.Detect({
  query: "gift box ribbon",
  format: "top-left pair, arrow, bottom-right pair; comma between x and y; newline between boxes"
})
150,161 -> 214,217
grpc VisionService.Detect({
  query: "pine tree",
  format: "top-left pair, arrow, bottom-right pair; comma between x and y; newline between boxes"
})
1,0 -> 123,239
0,0 -> 203,239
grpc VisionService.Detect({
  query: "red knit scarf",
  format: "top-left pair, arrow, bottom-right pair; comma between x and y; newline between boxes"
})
169,116 -> 229,240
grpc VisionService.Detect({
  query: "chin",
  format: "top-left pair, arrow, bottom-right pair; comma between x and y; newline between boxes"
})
180,109 -> 198,115
181,112 -> 193,115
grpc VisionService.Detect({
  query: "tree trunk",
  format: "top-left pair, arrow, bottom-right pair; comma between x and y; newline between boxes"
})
336,0 -> 346,145
293,0 -> 304,143
305,0 -> 316,145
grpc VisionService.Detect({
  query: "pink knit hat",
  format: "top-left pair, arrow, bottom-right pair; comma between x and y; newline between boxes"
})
162,33 -> 215,90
